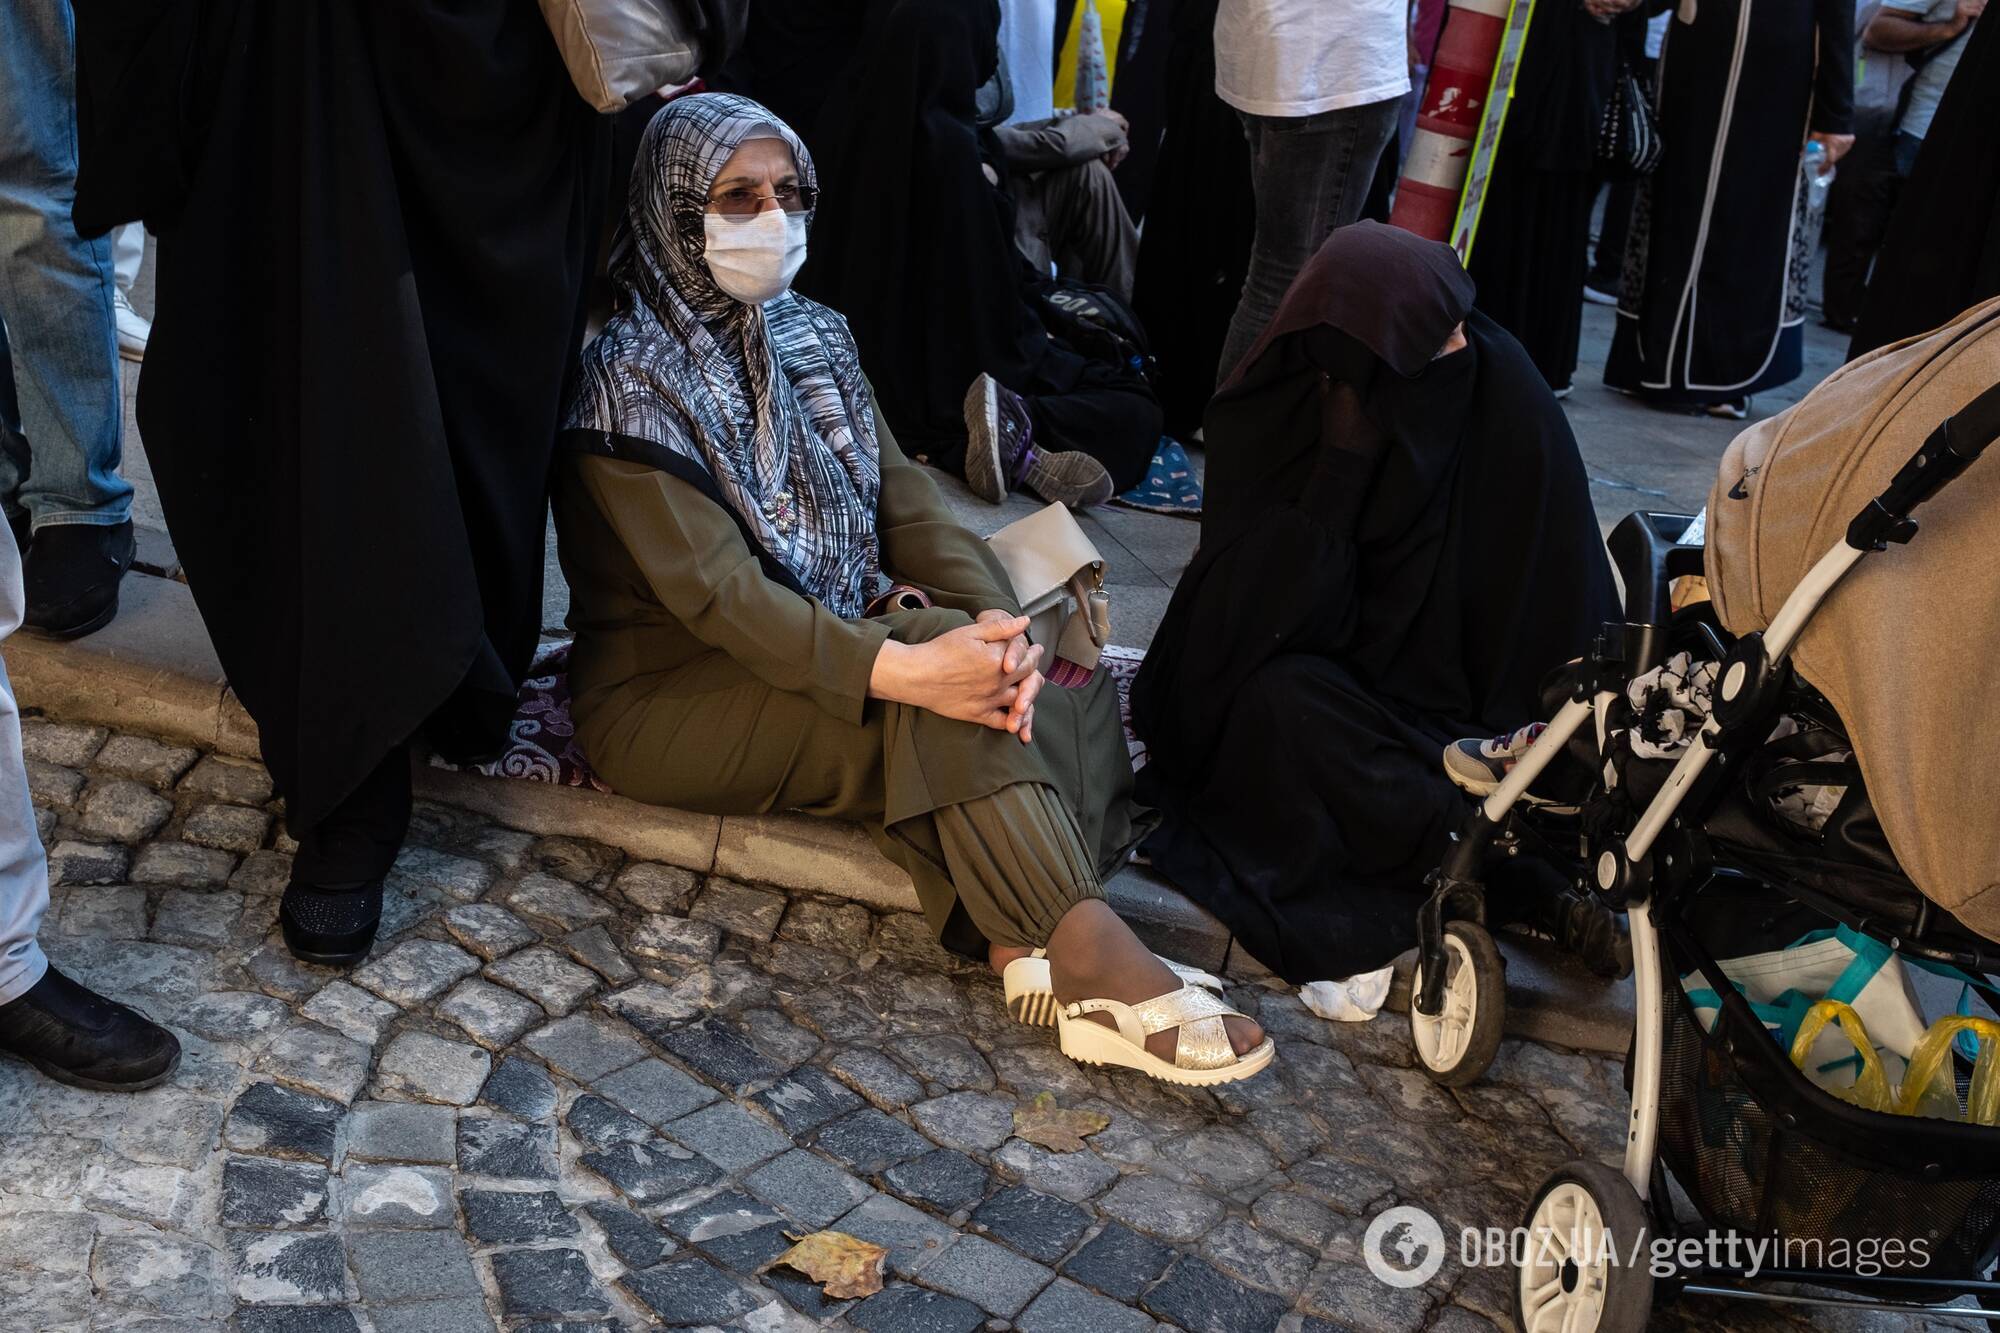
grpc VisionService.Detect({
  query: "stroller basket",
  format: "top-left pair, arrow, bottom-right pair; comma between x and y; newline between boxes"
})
1650,914 -> 2000,1281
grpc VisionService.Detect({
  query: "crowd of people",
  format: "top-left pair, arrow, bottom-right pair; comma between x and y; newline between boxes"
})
0,0 -> 1992,1099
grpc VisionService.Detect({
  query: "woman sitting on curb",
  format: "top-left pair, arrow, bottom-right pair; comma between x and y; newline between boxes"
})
551,94 -> 1270,1087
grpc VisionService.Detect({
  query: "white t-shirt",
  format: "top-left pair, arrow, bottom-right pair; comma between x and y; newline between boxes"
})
999,0 -> 1058,126
1896,0 -> 1971,141
1214,0 -> 1412,118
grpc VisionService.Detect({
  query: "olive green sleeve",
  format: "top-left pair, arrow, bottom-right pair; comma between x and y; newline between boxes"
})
872,398 -> 1024,618
577,456 -> 890,726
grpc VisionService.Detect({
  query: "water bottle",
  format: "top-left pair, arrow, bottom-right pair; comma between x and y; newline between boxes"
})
1804,139 -> 1834,212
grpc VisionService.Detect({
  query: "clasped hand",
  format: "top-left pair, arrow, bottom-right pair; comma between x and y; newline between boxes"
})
869,610 -> 1045,742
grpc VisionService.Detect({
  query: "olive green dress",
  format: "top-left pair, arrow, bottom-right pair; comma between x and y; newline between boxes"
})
551,404 -> 1147,956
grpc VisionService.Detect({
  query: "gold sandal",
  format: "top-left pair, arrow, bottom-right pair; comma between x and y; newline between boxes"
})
1001,949 -> 1225,1027
1055,984 -> 1275,1087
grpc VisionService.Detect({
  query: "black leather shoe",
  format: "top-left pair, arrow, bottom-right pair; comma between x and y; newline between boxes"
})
280,878 -> 384,967
0,966 -> 181,1091
23,520 -> 135,639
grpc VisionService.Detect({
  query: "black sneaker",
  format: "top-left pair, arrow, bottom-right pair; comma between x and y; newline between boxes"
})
23,520 -> 135,639
0,966 -> 181,1091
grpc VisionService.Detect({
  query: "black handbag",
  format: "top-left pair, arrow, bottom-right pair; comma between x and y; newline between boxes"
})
1597,61 -> 1664,181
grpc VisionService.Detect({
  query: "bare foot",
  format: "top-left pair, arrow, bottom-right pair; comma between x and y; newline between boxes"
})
1042,901 -> 1264,1064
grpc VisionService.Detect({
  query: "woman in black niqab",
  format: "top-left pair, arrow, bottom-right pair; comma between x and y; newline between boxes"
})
1129,221 -> 1619,983
801,0 -> 1161,494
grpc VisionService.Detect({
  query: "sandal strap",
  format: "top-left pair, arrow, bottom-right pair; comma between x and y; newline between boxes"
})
1067,986 -> 1245,1072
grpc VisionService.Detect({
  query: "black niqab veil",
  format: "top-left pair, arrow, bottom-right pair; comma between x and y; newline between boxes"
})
1130,222 -> 1618,983
799,0 -> 1055,449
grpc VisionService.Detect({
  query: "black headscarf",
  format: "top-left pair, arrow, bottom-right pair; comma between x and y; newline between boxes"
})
1130,222 -> 1618,982
799,0 -> 1054,449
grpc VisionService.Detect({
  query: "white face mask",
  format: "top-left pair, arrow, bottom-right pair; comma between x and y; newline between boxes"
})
702,208 -> 808,305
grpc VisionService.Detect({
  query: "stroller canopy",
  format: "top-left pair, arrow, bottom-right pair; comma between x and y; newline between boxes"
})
1707,298 -> 2000,939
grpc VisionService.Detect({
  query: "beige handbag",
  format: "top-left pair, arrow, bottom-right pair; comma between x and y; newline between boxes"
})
985,503 -> 1111,687
537,0 -> 702,113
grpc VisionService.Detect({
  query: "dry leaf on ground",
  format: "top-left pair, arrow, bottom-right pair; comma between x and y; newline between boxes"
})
760,1229 -> 888,1299
1012,1089 -> 1110,1153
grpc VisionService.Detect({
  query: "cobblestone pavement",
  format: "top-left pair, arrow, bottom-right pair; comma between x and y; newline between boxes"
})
1,720 -> 1957,1332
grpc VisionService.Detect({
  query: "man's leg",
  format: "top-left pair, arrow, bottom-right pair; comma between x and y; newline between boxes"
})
0,540 -> 47,1006
1819,107 -> 1897,331
1039,160 -> 1141,302
1216,97 -> 1401,385
0,0 -> 136,635
110,223 -> 150,360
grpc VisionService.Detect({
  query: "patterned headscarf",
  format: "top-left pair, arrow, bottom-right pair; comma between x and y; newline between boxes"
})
567,94 -> 882,618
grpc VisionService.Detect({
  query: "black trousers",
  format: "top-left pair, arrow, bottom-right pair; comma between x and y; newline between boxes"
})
1820,106 -> 1902,331
290,745 -> 412,885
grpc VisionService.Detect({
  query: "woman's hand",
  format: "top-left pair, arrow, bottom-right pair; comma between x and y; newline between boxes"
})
1809,131 -> 1856,170
977,609 -> 1044,743
870,615 -> 1044,732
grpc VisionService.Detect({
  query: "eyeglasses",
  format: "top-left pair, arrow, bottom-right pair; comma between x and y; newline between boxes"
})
707,182 -> 817,218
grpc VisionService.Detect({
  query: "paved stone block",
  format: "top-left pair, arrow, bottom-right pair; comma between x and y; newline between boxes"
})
918,1234 -> 1055,1318
644,1017 -> 781,1092
179,753 -> 275,803
439,977 -> 544,1048
56,883 -> 146,937
221,1155 -> 328,1229
230,848 -> 294,895
348,1229 -> 482,1303
1018,1278 -> 1156,1333
659,1189 -> 790,1270
663,1099 -> 792,1171
848,1283 -> 986,1333
338,1163 -> 455,1228
521,1014 -> 644,1082
1061,1221 -> 1176,1304
299,980 -> 400,1047
1250,1188 -> 1341,1251
256,1022 -> 373,1104
832,1193 -> 958,1279
345,1100 -> 457,1164
884,1147 -> 990,1215
566,1094 -> 651,1151
610,860 -> 700,912
183,801 -> 271,854
180,989 -> 290,1044
621,1256 -> 764,1326
392,844 -> 497,902
1286,1157 -> 1397,1216
30,805 -> 52,845
891,1034 -> 994,1092
582,1199 -> 672,1269
1142,1255 -> 1291,1333
1172,1124 -> 1282,1194
814,1107 -> 934,1175
230,1230 -> 349,1303
480,1055 -> 558,1120
1200,1215 -> 1315,1295
1100,1174 -> 1228,1244
367,1300 -> 495,1333
487,944 -> 600,1015
457,1114 -> 558,1180
531,834 -> 621,883
376,1030 -> 492,1106
737,1005 -> 821,1069
602,978 -> 705,1028
628,912 -> 724,966
498,871 -> 615,932
993,1138 -> 1120,1204
76,778 -> 172,841
688,877 -> 787,942
462,1188 -> 579,1244
78,1156 -> 199,1225
443,902 -> 539,961
136,844 -> 241,894
490,1246 -> 610,1319
911,1091 -> 1015,1155
742,1148 -> 874,1229
352,938 -> 481,1007
25,759 -> 85,808
151,885 -> 243,946
22,718 -> 107,767
237,1307 -> 363,1333
224,1081 -> 344,1163
595,1057 -> 718,1127
96,734 -> 199,786
46,838 -> 131,887
753,1065 -> 865,1134
971,1185 -> 1092,1265
561,923 -> 636,983
578,1137 -> 722,1206
90,1233 -> 227,1321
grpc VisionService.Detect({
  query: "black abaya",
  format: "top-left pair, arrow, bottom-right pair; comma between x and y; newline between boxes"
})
1129,222 -> 1618,983
78,1 -> 604,848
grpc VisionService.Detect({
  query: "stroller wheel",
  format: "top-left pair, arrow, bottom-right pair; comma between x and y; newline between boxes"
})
1409,920 -> 1505,1086
1516,1160 -> 1654,1333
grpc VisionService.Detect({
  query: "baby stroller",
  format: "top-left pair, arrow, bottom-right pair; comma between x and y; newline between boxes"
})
1403,315 -> 2000,1330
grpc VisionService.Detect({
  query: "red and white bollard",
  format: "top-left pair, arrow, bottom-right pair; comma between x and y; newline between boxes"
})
1390,0 -> 1513,244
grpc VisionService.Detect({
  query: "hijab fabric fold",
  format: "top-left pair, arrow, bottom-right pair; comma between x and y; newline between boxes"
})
567,93 -> 883,618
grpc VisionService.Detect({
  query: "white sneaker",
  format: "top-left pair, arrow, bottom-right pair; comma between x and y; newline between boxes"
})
1582,284 -> 1619,306
113,288 -> 150,362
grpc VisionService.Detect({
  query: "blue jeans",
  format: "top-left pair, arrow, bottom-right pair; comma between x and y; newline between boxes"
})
1217,98 -> 1402,385
0,532 -> 47,1006
0,0 -> 131,530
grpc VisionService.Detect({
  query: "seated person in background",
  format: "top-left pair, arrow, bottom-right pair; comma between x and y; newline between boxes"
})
801,0 -> 1162,510
1130,222 -> 1626,987
553,93 -> 1271,1088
